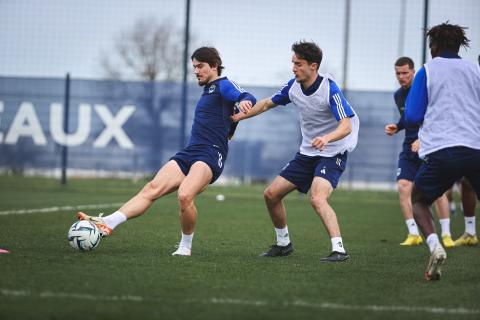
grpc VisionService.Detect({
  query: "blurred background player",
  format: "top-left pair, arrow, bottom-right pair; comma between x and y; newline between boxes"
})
76,47 -> 256,256
453,178 -> 478,246
233,41 -> 359,262
405,22 -> 480,280
385,57 -> 453,248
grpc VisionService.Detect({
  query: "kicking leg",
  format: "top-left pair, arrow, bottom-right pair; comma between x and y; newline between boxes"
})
77,160 -> 185,236
120,160 -> 186,218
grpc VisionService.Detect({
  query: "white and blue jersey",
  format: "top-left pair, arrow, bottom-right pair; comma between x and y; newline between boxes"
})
405,52 -> 480,158
271,74 -> 359,157
188,77 -> 256,155
405,52 -> 480,203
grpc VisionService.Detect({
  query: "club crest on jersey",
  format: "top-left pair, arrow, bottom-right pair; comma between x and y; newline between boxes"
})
208,85 -> 216,94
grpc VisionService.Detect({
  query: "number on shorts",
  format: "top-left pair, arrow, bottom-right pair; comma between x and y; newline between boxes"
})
218,152 -> 223,168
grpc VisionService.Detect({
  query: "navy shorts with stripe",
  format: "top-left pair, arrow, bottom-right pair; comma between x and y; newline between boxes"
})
279,152 -> 348,193
414,147 -> 480,204
170,145 -> 226,183
397,150 -> 423,181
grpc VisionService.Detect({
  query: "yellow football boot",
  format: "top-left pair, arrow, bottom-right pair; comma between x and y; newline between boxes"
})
442,235 -> 455,248
400,234 -> 423,246
453,233 -> 478,247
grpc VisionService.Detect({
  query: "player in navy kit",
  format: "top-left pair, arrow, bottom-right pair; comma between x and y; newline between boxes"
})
405,23 -> 480,280
77,47 -> 256,256
233,41 -> 359,262
385,57 -> 453,248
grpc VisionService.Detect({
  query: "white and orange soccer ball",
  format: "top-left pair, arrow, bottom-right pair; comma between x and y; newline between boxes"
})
67,220 -> 101,251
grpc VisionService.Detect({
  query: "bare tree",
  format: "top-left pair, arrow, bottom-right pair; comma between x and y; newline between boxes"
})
101,17 -> 184,81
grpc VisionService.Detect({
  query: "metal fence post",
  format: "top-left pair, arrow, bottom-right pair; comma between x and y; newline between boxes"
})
61,73 -> 70,185
180,0 -> 191,149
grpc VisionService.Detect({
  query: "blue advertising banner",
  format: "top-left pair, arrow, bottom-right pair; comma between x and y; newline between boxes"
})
0,77 -> 402,186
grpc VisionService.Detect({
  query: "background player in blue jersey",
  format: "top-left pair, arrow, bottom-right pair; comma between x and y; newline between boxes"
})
233,41 -> 359,262
76,47 -> 256,256
385,57 -> 453,248
405,23 -> 480,280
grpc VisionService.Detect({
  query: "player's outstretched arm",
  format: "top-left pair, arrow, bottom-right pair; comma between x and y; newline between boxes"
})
231,98 -> 277,122
311,117 -> 352,150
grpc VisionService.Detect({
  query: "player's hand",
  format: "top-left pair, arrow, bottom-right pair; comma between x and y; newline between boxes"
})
238,100 -> 253,114
411,139 -> 420,153
311,136 -> 329,150
231,112 -> 246,123
385,124 -> 398,136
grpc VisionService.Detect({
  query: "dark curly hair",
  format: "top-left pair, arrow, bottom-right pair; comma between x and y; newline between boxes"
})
427,22 -> 470,54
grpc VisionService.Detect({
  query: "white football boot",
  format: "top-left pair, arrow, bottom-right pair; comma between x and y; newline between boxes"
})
172,246 -> 191,256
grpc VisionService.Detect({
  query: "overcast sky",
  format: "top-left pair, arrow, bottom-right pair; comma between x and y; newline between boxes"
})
0,0 -> 479,91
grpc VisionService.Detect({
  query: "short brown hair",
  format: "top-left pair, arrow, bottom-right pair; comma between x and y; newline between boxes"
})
292,41 -> 323,69
395,57 -> 414,69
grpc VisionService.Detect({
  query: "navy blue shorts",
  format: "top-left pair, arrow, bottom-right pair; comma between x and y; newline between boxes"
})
279,152 -> 348,193
397,150 -> 423,181
415,147 -> 480,204
170,145 -> 226,183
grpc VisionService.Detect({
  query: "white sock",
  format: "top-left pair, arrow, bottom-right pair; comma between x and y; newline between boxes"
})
331,236 -> 346,253
426,233 -> 441,253
179,232 -> 194,250
103,211 -> 127,229
465,216 -> 476,235
405,218 -> 420,236
275,227 -> 291,246
439,218 -> 451,237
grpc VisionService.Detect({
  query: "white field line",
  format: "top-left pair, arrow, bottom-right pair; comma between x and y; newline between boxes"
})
0,289 -> 478,315
0,189 -> 396,216
0,203 -> 123,216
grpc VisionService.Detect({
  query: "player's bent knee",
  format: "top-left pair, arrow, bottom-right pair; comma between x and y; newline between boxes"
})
397,180 -> 412,193
411,186 -> 429,205
141,181 -> 163,199
177,191 -> 195,207
310,195 -> 328,210
264,188 -> 280,203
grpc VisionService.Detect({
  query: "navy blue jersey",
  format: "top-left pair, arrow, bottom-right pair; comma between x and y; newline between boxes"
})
188,77 -> 256,155
393,86 -> 419,151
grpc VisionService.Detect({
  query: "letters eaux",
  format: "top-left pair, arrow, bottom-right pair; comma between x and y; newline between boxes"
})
0,101 -> 136,149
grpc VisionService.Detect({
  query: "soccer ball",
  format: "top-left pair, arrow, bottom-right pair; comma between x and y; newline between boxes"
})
67,220 -> 101,251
